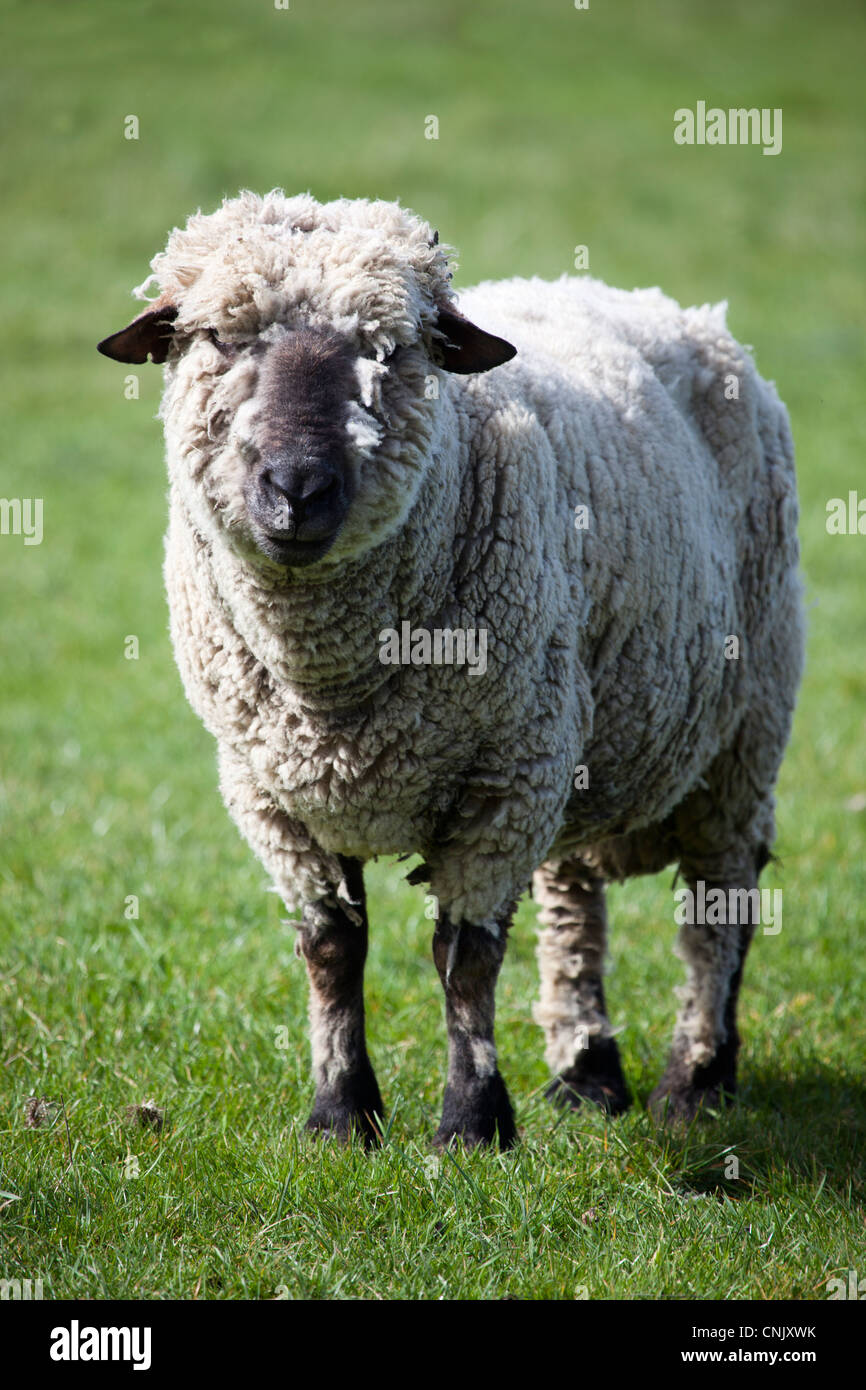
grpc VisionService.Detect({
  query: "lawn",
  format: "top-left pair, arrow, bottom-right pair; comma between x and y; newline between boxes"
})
0,0 -> 864,1300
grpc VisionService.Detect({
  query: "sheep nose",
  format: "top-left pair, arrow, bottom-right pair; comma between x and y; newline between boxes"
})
262,464 -> 338,510
259,459 -> 343,543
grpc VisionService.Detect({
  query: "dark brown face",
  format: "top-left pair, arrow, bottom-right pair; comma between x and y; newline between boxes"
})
98,289 -> 518,570
240,327 -> 359,567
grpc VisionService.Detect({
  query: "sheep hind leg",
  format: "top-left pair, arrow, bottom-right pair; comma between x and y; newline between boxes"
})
432,914 -> 517,1150
298,856 -> 384,1147
532,861 -> 630,1116
649,851 -> 764,1124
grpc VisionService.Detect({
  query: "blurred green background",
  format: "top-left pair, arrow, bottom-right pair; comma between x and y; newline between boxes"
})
1,0 -> 864,1300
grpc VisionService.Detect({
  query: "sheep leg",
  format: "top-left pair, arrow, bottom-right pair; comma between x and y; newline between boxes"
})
298,856 -> 383,1146
532,861 -> 630,1115
432,915 -> 516,1150
649,861 -> 759,1123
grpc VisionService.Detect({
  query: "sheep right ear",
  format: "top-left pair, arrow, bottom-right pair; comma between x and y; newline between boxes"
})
433,304 -> 517,375
97,300 -> 179,365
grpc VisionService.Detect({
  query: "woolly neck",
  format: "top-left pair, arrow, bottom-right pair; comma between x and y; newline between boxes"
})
181,438 -> 467,712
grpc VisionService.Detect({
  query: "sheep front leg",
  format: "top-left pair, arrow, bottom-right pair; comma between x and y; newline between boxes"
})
298,856 -> 384,1146
432,915 -> 516,1150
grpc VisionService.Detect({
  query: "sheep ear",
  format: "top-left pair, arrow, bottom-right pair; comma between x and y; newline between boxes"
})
434,304 -> 516,374
97,300 -> 179,364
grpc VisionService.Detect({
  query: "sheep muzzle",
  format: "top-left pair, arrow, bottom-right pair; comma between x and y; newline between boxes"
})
243,327 -> 359,565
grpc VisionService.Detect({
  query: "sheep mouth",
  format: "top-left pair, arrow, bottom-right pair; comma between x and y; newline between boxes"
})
254,528 -> 340,567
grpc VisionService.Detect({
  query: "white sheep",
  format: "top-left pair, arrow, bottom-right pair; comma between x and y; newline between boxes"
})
98,190 -> 803,1147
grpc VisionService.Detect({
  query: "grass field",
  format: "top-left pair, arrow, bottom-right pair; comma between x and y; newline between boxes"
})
1,0 -> 864,1300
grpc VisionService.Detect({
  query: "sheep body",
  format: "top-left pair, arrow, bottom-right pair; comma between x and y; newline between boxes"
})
101,191 -> 803,1141
165,263 -> 800,921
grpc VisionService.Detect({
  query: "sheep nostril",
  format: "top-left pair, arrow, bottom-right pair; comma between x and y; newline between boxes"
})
264,469 -> 340,510
312,477 -> 339,504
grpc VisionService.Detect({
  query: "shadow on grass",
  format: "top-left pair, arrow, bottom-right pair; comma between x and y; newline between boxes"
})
647,1061 -> 866,1201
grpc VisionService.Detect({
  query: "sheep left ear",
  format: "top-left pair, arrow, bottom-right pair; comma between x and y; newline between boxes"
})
97,298 -> 179,364
433,304 -> 516,375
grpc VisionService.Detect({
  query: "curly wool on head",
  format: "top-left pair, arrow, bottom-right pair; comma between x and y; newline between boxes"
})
138,189 -> 456,353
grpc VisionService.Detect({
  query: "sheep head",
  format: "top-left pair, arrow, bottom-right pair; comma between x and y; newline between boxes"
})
98,190 -> 516,570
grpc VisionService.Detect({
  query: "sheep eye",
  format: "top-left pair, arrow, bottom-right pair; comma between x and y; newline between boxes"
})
207,329 -> 236,354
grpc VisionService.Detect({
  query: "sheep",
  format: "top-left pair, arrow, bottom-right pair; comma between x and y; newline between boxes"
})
98,189 -> 803,1148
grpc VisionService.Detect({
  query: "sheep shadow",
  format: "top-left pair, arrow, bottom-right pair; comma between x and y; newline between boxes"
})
648,1061 -> 866,1201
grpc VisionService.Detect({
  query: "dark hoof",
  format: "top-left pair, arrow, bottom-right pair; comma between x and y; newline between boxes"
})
305,1108 -> 382,1148
649,1042 -> 738,1124
546,1074 -> 631,1117
433,1072 -> 517,1151
305,1071 -> 384,1148
648,1077 -> 734,1125
546,1037 -> 631,1116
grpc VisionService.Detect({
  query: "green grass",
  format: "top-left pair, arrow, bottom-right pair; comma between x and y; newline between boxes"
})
1,0 -> 864,1300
